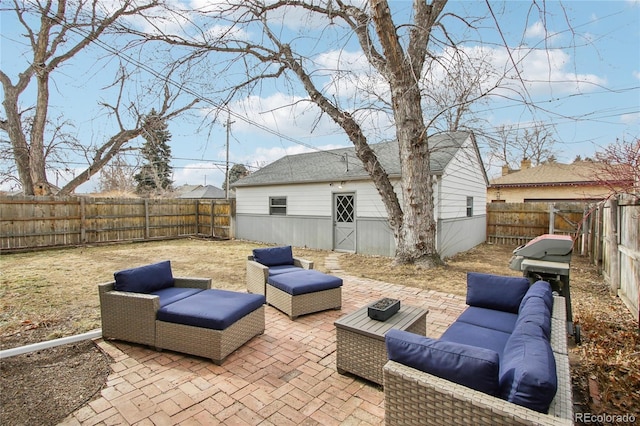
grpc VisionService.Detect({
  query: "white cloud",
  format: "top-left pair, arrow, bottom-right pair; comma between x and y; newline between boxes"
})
437,44 -> 608,98
525,21 -> 546,39
172,162 -> 225,187
620,112 -> 640,125
238,143 -> 348,170
222,93 -> 342,140
524,20 -> 565,47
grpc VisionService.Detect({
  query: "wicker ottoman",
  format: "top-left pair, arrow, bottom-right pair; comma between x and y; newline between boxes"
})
266,269 -> 342,319
155,289 -> 266,364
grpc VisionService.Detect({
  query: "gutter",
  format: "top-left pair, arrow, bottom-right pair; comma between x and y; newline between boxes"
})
0,329 -> 102,359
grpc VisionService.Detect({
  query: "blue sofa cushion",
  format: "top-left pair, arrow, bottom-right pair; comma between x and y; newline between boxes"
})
267,270 -> 342,295
440,321 -> 511,357
114,260 -> 174,293
386,329 -> 500,396
519,280 -> 553,312
253,246 -> 294,267
151,287 -> 204,308
466,272 -> 530,314
157,289 -> 266,330
499,322 -> 557,413
268,265 -> 304,276
456,306 -> 519,334
515,295 -> 552,340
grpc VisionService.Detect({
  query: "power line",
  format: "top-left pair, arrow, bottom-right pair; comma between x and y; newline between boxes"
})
43,8 -> 342,158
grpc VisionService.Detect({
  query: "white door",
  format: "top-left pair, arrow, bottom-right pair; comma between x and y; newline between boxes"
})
334,193 -> 356,252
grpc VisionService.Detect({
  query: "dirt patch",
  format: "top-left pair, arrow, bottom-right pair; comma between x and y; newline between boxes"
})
0,239 -> 638,424
0,337 -> 110,426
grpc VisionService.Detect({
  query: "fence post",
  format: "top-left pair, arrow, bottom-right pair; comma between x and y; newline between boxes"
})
549,203 -> 557,233
194,199 -> 200,236
144,199 -> 150,240
606,198 -> 620,295
80,197 -> 86,244
210,200 -> 215,238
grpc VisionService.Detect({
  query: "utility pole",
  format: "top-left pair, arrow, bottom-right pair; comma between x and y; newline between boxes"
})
224,114 -> 231,200
224,114 -> 235,199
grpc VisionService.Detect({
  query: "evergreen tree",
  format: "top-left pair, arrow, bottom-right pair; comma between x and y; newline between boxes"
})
222,163 -> 249,191
135,109 -> 173,195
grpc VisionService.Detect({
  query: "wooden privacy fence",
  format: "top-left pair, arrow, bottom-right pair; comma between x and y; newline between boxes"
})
487,199 -> 639,322
0,196 -> 234,252
600,196 -> 640,323
486,202 -> 588,247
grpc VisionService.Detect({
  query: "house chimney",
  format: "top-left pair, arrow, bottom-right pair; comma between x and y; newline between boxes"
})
521,158 -> 531,170
502,165 -> 511,176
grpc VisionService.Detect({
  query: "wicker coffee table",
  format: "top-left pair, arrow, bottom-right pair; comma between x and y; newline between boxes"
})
334,303 -> 427,385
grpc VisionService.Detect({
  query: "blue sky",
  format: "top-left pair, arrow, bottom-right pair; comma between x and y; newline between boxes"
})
1,1 -> 639,193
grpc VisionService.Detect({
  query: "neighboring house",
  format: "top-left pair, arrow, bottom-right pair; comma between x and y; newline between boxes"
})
232,131 -> 488,258
488,160 -> 624,203
175,185 -> 228,199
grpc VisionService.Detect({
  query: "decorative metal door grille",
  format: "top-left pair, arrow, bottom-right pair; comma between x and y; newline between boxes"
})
336,195 -> 354,222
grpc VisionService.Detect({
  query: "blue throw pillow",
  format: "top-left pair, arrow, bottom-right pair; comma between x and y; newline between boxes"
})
114,260 -> 174,293
499,322 -> 557,413
466,272 -> 530,313
519,280 -> 553,312
386,329 -> 500,396
253,246 -> 294,267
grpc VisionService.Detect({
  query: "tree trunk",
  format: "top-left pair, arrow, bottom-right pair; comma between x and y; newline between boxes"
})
370,0 -> 445,266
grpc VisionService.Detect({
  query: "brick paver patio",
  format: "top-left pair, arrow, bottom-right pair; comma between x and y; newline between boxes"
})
61,255 -> 466,425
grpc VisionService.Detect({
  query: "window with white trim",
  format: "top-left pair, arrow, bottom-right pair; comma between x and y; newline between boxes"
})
269,197 -> 287,215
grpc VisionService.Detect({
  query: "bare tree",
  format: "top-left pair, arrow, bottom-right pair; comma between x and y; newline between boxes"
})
593,138 -> 640,199
0,0 -> 200,195
98,153 -> 137,194
142,0 -> 450,265
422,47 -> 499,134
487,123 -> 558,171
139,0 -> 569,265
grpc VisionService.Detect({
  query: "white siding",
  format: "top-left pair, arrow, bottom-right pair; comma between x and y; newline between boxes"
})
353,180 -> 400,218
236,183 -> 331,216
236,180 -> 396,219
437,137 -> 487,220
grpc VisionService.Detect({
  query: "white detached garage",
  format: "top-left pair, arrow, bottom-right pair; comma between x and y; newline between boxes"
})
232,131 -> 488,259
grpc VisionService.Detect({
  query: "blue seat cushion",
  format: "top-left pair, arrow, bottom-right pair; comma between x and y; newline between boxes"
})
515,295 -> 552,340
499,321 -> 557,413
157,289 -> 266,330
253,246 -> 294,267
151,287 -> 204,308
114,260 -> 174,293
456,306 -> 518,334
267,270 -> 342,295
466,272 -> 530,314
440,321 -> 511,357
386,329 -> 500,396
519,280 -> 553,312
268,265 -> 304,276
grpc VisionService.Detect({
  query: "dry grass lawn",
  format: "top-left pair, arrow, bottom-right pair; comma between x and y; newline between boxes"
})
0,238 -> 331,346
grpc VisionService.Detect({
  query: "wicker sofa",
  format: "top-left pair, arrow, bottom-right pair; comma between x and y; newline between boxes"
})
246,245 -> 314,295
99,260 -> 265,364
383,272 -> 573,425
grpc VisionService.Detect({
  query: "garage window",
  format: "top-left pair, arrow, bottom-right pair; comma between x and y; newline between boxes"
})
269,197 -> 287,215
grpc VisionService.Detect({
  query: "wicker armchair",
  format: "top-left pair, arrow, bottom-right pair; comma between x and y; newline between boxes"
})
383,295 -> 573,426
246,254 -> 314,295
98,277 -> 211,347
